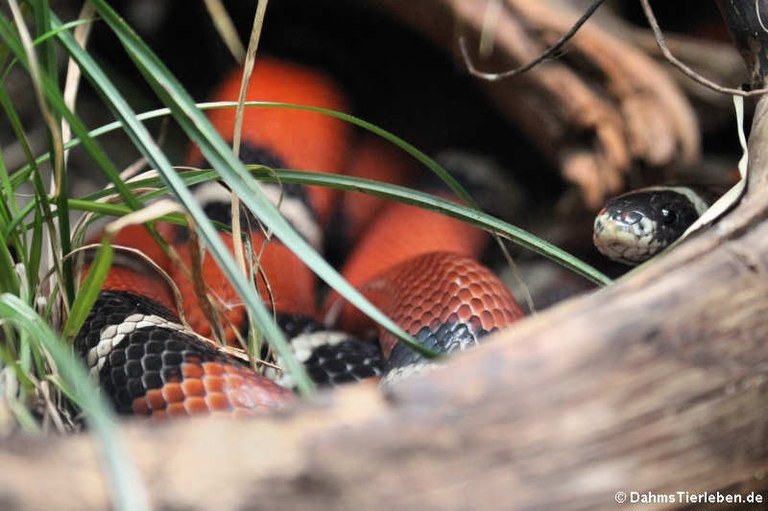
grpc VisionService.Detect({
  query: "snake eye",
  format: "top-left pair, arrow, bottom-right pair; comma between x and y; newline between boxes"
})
660,207 -> 677,225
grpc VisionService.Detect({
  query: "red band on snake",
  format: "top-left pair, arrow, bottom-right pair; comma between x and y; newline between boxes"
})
75,57 -> 525,418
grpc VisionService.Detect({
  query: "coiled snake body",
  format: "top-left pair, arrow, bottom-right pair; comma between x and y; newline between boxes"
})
75,58 -> 525,417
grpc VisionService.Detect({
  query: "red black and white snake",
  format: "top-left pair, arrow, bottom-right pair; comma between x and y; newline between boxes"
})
74,57 -> 525,418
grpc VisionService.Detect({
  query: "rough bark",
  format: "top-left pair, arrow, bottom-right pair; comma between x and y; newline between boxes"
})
716,0 -> 768,88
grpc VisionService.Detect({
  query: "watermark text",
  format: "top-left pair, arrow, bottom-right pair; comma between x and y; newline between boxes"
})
614,490 -> 764,505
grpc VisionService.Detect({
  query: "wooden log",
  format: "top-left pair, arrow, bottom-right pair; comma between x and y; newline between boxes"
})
2,168 -> 768,510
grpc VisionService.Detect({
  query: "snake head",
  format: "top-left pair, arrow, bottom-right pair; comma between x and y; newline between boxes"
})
593,187 -> 709,266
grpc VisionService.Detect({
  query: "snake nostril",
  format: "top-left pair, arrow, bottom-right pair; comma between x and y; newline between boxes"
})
619,210 -> 643,225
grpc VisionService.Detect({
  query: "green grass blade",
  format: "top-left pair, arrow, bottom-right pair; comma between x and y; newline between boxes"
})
253,170 -> 612,286
61,239 -> 112,339
30,157 -> 610,287
31,0 -> 57,84
95,167 -> 609,286
0,236 -> 19,295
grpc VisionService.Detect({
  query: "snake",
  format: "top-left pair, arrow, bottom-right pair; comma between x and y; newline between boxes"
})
74,57 -> 525,418
592,186 -> 715,265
